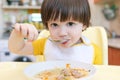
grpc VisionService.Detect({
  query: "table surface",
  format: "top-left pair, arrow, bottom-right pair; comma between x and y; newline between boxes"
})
0,62 -> 120,80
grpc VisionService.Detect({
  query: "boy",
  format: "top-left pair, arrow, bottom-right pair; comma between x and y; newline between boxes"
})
8,0 -> 102,64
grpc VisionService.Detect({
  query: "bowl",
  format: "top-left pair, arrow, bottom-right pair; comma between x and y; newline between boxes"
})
24,61 -> 96,80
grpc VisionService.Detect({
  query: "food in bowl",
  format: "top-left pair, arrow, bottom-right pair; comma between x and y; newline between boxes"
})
24,61 -> 96,80
33,64 -> 89,80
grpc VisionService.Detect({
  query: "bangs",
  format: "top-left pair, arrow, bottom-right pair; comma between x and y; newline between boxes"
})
41,0 -> 91,28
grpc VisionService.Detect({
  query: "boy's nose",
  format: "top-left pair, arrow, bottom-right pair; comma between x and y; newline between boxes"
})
59,27 -> 68,37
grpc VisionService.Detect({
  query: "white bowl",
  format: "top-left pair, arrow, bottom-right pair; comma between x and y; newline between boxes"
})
24,61 -> 96,80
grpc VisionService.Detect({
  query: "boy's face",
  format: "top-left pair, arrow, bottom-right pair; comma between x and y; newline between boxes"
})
48,20 -> 85,48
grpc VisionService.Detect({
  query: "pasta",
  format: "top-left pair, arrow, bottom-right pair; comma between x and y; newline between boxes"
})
33,64 -> 89,80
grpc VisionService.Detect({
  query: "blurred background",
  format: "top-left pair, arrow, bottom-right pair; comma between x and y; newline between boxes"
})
0,0 -> 120,65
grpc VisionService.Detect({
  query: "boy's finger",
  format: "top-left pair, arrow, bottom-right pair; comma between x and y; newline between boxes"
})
28,32 -> 35,41
20,24 -> 28,37
32,26 -> 39,40
14,23 -> 21,32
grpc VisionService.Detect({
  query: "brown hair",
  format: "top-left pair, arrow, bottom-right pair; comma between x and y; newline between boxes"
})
41,0 -> 91,29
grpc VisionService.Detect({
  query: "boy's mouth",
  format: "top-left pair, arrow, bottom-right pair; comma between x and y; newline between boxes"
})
52,39 -> 70,44
61,40 -> 69,44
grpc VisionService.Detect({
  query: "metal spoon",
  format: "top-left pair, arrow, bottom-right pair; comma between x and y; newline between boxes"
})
49,38 -> 68,43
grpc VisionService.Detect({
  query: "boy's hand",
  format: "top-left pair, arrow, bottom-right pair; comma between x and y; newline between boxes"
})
13,23 -> 38,41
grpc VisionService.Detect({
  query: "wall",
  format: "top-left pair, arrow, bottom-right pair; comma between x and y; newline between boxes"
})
109,1 -> 120,35
89,0 -> 110,28
90,0 -> 120,36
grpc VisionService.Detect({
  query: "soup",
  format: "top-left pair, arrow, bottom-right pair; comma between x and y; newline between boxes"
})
33,64 -> 89,80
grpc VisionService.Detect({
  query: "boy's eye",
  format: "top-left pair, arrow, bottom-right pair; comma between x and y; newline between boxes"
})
51,23 -> 58,27
67,22 -> 75,26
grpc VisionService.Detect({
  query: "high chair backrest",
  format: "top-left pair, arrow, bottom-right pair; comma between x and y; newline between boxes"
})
82,26 -> 108,65
35,29 -> 50,62
36,26 -> 108,65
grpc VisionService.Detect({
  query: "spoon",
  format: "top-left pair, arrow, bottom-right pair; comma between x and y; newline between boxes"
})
49,39 -> 68,43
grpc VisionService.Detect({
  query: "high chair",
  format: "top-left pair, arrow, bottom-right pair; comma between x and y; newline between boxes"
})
35,26 -> 108,65
82,26 -> 108,65
35,29 -> 49,62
